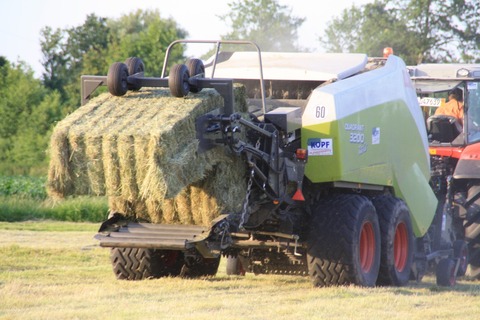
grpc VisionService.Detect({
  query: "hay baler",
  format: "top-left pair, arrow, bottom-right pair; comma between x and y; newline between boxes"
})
88,40 -> 461,286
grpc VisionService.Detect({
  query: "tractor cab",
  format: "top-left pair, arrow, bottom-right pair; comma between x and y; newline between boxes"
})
410,64 -> 480,148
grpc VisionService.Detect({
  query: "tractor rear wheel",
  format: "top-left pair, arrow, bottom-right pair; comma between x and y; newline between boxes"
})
436,258 -> 457,286
226,255 -> 246,276
373,196 -> 414,286
464,184 -> 480,279
107,62 -> 129,96
124,57 -> 144,91
453,240 -> 468,277
168,64 -> 190,97
110,248 -> 184,280
186,58 -> 205,93
307,194 -> 381,287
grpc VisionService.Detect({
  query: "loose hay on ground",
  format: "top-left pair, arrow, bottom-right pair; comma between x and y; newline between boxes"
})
47,87 -> 248,226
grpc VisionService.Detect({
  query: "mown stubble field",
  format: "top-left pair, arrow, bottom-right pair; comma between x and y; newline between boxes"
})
0,221 -> 479,320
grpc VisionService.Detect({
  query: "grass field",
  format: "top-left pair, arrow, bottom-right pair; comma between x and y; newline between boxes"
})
1,221 -> 480,319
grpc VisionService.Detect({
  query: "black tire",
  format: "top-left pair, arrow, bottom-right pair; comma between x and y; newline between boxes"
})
110,248 -> 184,280
463,184 -> 480,279
373,196 -> 414,286
466,243 -> 480,279
307,194 -> 381,287
186,58 -> 204,93
107,62 -> 129,96
124,57 -> 145,91
436,258 -> 457,286
168,64 -> 190,97
453,240 -> 468,277
410,237 -> 428,282
181,257 -> 220,278
226,255 -> 246,276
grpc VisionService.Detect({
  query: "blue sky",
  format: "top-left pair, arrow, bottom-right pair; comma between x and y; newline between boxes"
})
2,0 -> 371,77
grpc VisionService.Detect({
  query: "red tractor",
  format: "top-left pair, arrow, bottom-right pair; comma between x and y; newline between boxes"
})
411,64 -> 480,279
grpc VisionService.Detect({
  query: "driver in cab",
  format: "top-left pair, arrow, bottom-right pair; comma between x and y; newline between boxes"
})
434,88 -> 464,125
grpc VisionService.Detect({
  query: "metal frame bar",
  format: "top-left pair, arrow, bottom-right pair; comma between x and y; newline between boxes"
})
161,40 -> 266,113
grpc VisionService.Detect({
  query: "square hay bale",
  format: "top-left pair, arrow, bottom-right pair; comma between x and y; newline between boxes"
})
48,86 -> 248,226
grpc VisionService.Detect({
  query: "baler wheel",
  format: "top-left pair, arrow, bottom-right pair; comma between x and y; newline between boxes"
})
307,194 -> 380,287
124,57 -> 145,91
373,196 -> 414,286
107,62 -> 129,96
110,248 -> 184,280
186,58 -> 205,93
180,257 -> 220,278
436,258 -> 457,286
168,64 -> 190,97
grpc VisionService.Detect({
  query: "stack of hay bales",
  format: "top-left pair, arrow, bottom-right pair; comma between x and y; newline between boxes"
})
47,87 -> 248,226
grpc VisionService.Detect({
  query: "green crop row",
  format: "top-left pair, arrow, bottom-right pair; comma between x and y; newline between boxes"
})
0,176 -> 109,222
0,176 -> 47,199
0,195 -> 109,222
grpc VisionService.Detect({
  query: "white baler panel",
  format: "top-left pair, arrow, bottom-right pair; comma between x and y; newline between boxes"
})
204,52 -> 368,81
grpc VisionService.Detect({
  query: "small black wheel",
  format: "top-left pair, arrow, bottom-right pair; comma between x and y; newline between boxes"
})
107,62 -> 129,96
124,57 -> 145,91
186,58 -> 205,93
226,255 -> 246,276
436,258 -> 457,286
453,240 -> 468,277
168,64 -> 190,97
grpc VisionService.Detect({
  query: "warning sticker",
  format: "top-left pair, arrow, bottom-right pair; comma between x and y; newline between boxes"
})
307,138 -> 333,156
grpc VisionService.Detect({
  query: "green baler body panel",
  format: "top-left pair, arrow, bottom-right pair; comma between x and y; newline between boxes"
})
301,56 -> 437,237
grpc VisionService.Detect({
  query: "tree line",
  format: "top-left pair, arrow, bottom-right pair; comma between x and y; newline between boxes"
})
0,0 -> 478,176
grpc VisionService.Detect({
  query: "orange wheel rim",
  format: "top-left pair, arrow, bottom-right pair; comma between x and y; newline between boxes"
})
394,222 -> 408,272
360,221 -> 376,273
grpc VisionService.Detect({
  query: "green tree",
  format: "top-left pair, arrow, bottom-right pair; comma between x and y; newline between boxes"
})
397,0 -> 480,62
0,59 -> 49,175
107,9 -> 188,76
40,26 -> 67,94
219,0 -> 305,51
321,0 -> 480,64
9,91 -> 64,175
8,9 -> 189,175
66,14 -> 110,76
0,61 -> 46,139
39,9 -> 188,109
